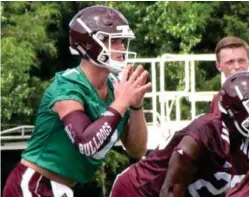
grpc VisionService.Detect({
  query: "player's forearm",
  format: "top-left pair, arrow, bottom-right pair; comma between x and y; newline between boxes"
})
160,183 -> 186,197
160,166 -> 186,197
62,107 -> 122,157
110,99 -> 129,117
122,109 -> 148,158
160,151 -> 194,197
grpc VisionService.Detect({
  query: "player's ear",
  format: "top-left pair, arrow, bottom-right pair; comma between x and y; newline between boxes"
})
216,61 -> 222,72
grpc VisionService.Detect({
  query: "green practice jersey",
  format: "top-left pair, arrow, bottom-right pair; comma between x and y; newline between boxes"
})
22,66 -> 130,183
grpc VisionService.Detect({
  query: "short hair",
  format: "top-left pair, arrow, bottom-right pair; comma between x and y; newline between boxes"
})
215,36 -> 249,62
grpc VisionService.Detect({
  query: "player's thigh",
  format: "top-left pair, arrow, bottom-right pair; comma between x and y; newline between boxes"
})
3,162 -> 73,197
3,163 -> 26,197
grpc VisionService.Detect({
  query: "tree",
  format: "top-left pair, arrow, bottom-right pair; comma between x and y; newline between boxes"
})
1,2 -> 61,126
2,2 -> 249,196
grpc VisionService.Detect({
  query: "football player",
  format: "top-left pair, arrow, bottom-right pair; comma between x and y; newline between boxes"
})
210,36 -> 249,197
3,6 -> 151,197
110,71 -> 249,197
210,36 -> 249,114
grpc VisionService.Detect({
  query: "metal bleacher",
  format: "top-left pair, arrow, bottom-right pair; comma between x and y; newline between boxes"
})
1,54 -> 222,151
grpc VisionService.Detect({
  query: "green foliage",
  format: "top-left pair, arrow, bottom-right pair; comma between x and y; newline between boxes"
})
94,149 -> 129,197
223,3 -> 249,40
2,1 -> 249,125
1,37 -> 35,121
2,1 -> 249,196
128,2 -> 214,55
1,2 -> 61,124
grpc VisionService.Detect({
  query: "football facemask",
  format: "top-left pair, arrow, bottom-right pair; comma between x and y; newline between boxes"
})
93,28 -> 137,74
241,99 -> 249,134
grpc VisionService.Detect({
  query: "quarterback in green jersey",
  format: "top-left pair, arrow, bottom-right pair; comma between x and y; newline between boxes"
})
3,5 -> 151,197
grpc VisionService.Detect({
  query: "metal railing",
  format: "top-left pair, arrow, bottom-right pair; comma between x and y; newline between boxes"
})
1,54 -> 220,150
1,125 -> 34,150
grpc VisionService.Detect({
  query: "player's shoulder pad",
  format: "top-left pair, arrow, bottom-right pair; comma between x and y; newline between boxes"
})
189,113 -> 220,130
57,68 -> 91,90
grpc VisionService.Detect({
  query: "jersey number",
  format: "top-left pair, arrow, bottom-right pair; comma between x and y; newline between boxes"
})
188,172 -> 245,197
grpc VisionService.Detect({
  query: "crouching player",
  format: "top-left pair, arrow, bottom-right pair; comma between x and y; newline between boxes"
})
110,71 -> 249,197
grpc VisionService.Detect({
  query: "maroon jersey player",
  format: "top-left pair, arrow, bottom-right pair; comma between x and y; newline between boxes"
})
110,71 -> 249,197
209,36 -> 249,197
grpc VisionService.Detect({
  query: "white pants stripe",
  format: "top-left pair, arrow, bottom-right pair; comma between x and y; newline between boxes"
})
20,167 -> 73,197
21,168 -> 35,197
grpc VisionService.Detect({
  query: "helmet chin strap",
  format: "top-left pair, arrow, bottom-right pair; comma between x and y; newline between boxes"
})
107,59 -> 126,73
97,51 -> 130,74
88,55 -> 122,74
233,119 -> 249,138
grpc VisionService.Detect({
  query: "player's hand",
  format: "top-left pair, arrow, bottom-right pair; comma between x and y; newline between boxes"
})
112,64 -> 151,111
128,65 -> 151,108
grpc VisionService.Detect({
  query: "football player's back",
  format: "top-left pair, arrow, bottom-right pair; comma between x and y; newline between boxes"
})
127,113 -> 230,197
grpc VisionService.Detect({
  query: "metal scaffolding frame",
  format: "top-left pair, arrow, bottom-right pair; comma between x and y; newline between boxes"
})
1,54 -> 221,150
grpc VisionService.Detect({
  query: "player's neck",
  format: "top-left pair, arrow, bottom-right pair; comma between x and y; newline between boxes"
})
80,60 -> 109,90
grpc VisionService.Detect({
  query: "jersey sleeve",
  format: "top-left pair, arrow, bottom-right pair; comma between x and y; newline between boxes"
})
48,73 -> 86,109
184,115 -> 229,158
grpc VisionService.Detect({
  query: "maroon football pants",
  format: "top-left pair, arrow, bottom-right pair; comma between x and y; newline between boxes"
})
3,162 -> 73,197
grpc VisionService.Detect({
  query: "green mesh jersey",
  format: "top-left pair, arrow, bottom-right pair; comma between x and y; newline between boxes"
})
22,66 -> 130,183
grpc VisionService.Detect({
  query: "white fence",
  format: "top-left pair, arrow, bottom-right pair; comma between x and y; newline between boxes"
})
1,54 -> 220,150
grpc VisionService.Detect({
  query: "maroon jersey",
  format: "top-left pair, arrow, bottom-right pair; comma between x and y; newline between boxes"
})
210,92 -> 221,115
226,137 -> 249,197
128,113 -> 233,197
230,137 -> 249,175
226,171 -> 249,197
